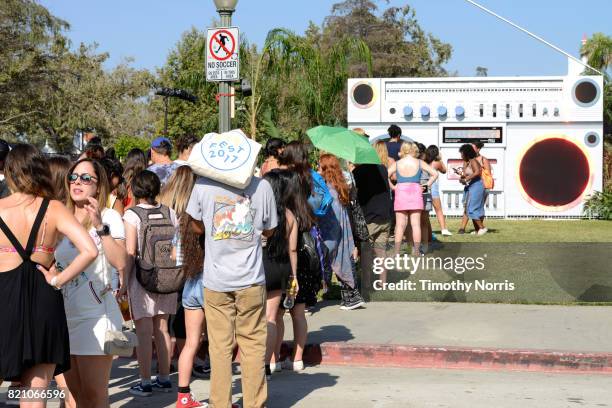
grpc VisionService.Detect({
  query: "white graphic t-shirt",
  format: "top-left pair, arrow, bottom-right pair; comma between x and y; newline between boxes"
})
186,176 -> 277,292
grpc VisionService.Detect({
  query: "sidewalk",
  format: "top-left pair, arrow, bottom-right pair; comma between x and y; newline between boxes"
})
279,301 -> 612,373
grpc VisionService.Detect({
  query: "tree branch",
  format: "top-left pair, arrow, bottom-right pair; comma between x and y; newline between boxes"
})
0,110 -> 42,124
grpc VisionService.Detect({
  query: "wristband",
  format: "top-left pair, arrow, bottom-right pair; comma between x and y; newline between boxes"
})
50,275 -> 61,290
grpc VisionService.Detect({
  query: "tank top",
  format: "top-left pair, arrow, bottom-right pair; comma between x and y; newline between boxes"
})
0,199 -> 70,380
396,160 -> 422,183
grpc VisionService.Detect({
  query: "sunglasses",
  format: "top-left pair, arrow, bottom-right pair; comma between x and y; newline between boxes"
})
68,173 -> 98,185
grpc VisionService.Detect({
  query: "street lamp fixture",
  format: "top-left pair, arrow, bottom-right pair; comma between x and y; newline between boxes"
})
155,88 -> 198,135
213,0 -> 238,12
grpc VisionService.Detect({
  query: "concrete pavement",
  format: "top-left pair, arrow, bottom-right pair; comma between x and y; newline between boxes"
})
288,301 -> 612,352
278,301 -> 612,373
105,360 -> 612,408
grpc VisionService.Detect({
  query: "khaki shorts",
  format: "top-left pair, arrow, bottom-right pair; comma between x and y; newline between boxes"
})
367,222 -> 391,245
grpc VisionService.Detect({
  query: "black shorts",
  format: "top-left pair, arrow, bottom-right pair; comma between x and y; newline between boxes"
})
263,247 -> 290,292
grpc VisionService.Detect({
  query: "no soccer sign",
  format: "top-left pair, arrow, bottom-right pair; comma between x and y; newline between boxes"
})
206,27 -> 240,82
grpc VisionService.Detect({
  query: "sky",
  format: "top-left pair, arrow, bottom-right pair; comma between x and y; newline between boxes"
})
39,0 -> 611,77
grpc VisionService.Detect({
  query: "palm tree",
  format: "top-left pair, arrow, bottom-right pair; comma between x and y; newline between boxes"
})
581,33 -> 612,139
581,33 -> 612,75
245,28 -> 371,140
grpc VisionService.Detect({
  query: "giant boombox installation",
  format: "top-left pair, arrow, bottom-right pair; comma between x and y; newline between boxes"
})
347,72 -> 604,218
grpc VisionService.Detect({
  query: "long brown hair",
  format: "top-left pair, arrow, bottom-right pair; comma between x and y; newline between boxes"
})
5,144 -> 54,199
279,141 -> 313,198
158,166 -> 202,279
47,156 -> 72,203
122,148 -> 146,200
65,158 -> 111,230
159,166 -> 197,217
179,215 -> 204,279
319,154 -> 350,206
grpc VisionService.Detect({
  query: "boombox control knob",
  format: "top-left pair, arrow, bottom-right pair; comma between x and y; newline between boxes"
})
420,106 -> 430,117
437,106 -> 447,118
455,106 -> 465,118
403,106 -> 413,118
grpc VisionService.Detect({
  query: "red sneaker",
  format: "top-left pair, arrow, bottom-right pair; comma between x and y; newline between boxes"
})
176,392 -> 207,408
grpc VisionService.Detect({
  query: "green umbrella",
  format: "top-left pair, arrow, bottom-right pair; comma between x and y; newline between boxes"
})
306,126 -> 381,164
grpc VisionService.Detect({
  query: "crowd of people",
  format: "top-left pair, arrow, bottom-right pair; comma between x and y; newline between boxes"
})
0,124 -> 491,408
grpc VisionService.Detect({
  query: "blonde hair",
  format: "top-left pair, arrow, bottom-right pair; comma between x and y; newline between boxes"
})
373,141 -> 389,167
159,165 -> 197,217
399,142 -> 419,159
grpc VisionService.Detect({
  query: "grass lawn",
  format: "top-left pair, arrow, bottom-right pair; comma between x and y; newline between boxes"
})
353,219 -> 612,304
431,218 -> 612,243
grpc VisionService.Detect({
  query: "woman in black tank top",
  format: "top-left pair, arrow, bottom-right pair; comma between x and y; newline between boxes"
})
0,145 -> 97,403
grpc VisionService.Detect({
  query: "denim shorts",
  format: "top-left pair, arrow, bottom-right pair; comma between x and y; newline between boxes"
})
431,179 -> 440,199
182,274 -> 204,310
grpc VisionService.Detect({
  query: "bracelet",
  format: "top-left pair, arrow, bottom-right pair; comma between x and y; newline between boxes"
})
50,275 -> 61,290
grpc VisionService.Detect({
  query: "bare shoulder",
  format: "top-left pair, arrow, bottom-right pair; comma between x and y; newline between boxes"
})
285,208 -> 296,223
46,199 -> 72,219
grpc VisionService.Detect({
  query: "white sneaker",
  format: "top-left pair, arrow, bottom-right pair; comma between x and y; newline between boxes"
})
477,228 -> 488,236
269,362 -> 282,372
441,229 -> 452,236
281,358 -> 304,371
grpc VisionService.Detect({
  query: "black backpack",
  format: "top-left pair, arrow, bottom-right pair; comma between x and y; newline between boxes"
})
298,225 -> 331,284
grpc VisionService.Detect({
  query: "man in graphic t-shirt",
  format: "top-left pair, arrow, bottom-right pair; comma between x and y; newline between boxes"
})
186,175 -> 277,408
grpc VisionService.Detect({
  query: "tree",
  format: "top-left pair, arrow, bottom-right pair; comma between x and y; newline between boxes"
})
322,0 -> 452,78
476,66 -> 488,77
0,1 -> 155,150
581,33 -> 612,138
0,0 -> 69,141
155,28 -> 221,139
581,33 -> 612,73
41,44 -> 155,151
262,28 -> 372,132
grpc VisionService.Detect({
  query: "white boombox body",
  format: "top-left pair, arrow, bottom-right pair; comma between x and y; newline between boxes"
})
347,69 -> 604,218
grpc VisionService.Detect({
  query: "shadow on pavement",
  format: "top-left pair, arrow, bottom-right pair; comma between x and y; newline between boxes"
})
306,324 -> 354,344
234,371 -> 339,408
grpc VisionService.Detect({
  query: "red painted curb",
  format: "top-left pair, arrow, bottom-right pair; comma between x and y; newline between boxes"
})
125,341 -> 612,374
305,342 -> 612,374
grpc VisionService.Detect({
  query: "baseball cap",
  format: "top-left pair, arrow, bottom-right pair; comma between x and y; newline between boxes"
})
151,136 -> 171,148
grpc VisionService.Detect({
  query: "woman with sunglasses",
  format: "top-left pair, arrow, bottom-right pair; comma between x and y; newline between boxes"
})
47,159 -> 129,408
0,145 -> 98,408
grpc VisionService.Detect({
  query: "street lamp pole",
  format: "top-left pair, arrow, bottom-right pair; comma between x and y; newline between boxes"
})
213,0 -> 238,133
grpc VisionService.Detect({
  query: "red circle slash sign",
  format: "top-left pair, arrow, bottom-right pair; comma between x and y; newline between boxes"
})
209,29 -> 236,61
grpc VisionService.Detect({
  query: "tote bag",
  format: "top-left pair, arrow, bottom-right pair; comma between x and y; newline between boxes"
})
188,129 -> 262,189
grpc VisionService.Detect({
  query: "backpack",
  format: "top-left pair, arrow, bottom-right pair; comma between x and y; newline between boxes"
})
298,225 -> 331,286
308,170 -> 333,217
131,205 -> 185,294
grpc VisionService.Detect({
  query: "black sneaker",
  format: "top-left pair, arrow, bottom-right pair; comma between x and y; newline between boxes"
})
340,290 -> 365,310
192,364 -> 211,378
151,377 -> 172,393
129,382 -> 153,397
